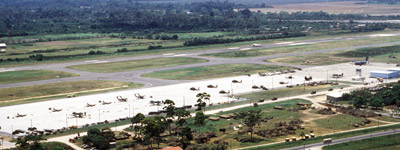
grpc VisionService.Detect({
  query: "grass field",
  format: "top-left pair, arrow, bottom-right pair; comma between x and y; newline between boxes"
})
5,37 -> 164,54
246,123 -> 400,150
323,133 -> 400,150
269,45 -> 400,66
1,30 -> 399,68
204,35 -> 400,58
182,99 -> 382,149
142,64 -> 291,80
250,1 -> 400,16
0,80 -> 143,107
0,70 -> 78,85
67,57 -> 208,73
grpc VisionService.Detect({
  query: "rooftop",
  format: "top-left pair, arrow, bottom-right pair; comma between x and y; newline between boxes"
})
370,70 -> 396,74
158,147 -> 183,150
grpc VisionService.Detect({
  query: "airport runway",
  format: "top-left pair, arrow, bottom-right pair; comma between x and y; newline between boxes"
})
1,32 -> 400,89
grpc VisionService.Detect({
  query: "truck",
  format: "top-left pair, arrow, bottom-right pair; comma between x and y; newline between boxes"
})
252,43 -> 261,47
323,138 -> 332,144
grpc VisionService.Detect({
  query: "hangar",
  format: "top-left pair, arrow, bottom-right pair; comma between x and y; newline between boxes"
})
370,71 -> 398,79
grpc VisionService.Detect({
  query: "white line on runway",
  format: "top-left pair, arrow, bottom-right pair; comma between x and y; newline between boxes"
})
240,48 -> 252,51
275,42 -> 294,45
84,60 -> 99,63
0,69 -> 15,73
289,42 -> 307,46
228,47 -> 239,49
162,53 -> 175,56
174,54 -> 187,57
93,61 -> 109,64
369,34 -> 396,37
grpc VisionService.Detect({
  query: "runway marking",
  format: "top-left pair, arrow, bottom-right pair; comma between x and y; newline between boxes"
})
0,69 -> 15,73
347,38 -> 354,40
369,34 -> 396,37
289,42 -> 307,46
162,53 -> 175,56
84,60 -> 99,63
228,47 -> 239,49
240,48 -> 252,51
276,42 -> 294,45
93,61 -> 109,64
174,54 -> 187,57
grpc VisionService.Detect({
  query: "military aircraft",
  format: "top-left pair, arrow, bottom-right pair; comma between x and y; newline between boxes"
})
16,113 -> 27,118
86,103 -> 96,107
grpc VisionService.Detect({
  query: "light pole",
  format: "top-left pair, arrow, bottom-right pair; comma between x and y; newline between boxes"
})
0,136 -> 3,150
98,109 -> 101,122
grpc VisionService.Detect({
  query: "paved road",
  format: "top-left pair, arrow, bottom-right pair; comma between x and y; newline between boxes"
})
282,129 -> 400,150
1,32 -> 400,89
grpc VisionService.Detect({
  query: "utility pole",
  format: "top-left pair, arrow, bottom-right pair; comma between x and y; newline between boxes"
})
98,109 -> 101,122
66,114 -> 68,128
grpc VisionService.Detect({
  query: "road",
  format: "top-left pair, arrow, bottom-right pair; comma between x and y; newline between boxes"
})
282,129 -> 400,150
1,32 -> 400,89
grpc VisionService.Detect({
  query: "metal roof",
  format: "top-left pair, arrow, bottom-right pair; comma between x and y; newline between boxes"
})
388,68 -> 400,71
0,43 -> 6,47
370,70 -> 396,74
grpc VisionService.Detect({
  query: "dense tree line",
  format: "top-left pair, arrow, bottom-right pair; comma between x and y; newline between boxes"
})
184,32 -> 306,46
1,0 -> 399,37
366,0 -> 400,5
342,83 -> 400,109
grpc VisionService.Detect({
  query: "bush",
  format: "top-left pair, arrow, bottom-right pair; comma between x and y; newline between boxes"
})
88,51 -> 96,55
116,48 -> 128,53
148,45 -> 162,50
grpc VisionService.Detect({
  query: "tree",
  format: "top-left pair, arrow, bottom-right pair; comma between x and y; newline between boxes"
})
82,128 -> 114,150
196,92 -> 210,111
35,54 -> 44,61
235,109 -> 262,140
141,117 -> 167,149
163,99 -> 176,119
131,113 -> 145,138
176,108 -> 191,126
16,135 -> 46,150
179,127 -> 193,149
300,131 -> 305,138
194,111 -> 208,126
353,96 -> 367,108
370,96 -> 383,109
172,35 -> 179,40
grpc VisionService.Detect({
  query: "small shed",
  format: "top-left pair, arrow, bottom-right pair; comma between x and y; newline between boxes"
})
327,92 -> 346,102
370,71 -> 398,79
0,43 -> 6,53
219,115 -> 230,119
0,43 -> 6,48
209,117 -> 219,121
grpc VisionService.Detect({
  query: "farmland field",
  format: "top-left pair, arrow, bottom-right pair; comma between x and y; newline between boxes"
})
250,1 -> 400,16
